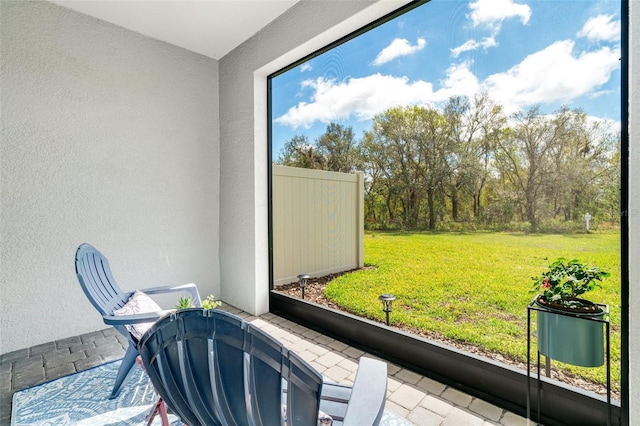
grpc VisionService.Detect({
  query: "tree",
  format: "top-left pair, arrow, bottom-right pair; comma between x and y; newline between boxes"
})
361,132 -> 393,228
442,94 -> 505,221
548,108 -> 619,222
316,123 -> 361,173
413,107 -> 450,229
367,106 -> 449,229
275,135 -> 326,170
495,107 -> 562,231
599,134 -> 621,221
468,95 -> 506,219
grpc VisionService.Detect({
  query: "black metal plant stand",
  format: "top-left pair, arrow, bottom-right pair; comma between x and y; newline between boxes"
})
526,298 -> 611,426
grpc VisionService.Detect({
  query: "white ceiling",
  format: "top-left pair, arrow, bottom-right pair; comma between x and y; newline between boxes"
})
50,0 -> 302,60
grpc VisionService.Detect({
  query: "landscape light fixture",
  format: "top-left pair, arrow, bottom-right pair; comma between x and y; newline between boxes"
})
297,274 -> 310,299
378,294 -> 396,325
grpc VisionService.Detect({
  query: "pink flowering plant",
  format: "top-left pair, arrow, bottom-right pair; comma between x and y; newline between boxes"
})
531,258 -> 610,310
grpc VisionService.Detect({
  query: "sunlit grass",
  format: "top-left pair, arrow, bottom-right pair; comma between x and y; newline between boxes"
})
324,231 -> 621,391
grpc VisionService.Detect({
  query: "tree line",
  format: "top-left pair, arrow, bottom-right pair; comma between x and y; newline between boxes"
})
275,93 -> 620,232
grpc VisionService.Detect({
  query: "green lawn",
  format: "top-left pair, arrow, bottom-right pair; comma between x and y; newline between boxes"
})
324,231 -> 621,391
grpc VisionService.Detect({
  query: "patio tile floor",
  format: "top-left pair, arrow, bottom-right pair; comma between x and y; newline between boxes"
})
0,304 -> 529,425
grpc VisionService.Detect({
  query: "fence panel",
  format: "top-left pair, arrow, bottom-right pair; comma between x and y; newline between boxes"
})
273,165 -> 364,287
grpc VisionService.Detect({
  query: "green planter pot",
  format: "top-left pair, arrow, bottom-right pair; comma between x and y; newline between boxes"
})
535,296 -> 605,367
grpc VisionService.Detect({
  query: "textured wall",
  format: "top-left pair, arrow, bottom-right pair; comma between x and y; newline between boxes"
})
218,0 -> 409,315
629,2 -> 639,422
0,1 -> 220,353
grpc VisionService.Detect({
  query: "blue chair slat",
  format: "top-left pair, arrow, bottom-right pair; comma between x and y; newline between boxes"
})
77,247 -> 124,312
286,351 -> 323,426
156,356 -> 201,425
173,313 -> 218,425
319,383 -> 352,422
208,310 -> 247,425
245,324 -> 288,424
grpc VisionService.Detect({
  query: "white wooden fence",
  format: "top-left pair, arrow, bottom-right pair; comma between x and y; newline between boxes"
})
272,165 -> 364,287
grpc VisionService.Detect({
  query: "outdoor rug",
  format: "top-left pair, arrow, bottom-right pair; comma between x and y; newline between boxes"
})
12,360 -> 414,425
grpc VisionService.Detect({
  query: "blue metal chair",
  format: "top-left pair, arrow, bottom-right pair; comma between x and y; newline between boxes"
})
75,243 -> 201,399
138,308 -> 388,426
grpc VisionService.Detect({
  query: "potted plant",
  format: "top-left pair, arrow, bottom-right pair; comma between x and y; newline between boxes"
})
530,258 -> 610,367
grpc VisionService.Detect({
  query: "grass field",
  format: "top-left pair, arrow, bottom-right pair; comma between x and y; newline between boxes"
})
324,231 -> 621,391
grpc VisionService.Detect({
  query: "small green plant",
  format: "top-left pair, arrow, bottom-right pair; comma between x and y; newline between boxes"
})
531,257 -> 610,309
175,294 -> 221,310
202,294 -> 222,309
176,296 -> 194,310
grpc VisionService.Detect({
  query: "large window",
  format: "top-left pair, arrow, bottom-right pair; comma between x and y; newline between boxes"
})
269,0 -> 625,422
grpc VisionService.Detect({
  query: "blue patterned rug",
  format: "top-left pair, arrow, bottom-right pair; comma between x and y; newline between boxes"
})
12,361 -> 414,425
11,361 -> 180,425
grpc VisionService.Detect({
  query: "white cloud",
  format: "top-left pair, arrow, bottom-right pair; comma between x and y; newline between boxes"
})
577,14 -> 621,42
300,63 -> 313,72
483,40 -> 620,114
437,62 -> 481,102
373,38 -> 426,66
451,0 -> 527,57
275,39 -> 620,129
275,74 -> 432,129
468,0 -> 531,30
275,67 -> 480,129
451,36 -> 497,58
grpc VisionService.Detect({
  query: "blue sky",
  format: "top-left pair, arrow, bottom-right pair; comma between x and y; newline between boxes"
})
270,0 -> 622,159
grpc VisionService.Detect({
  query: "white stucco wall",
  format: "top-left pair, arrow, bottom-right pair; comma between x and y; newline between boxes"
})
628,2 -> 639,422
0,1 -> 220,353
218,0 -> 411,315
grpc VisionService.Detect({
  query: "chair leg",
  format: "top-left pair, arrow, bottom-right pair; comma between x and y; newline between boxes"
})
109,342 -> 138,399
145,397 -> 170,426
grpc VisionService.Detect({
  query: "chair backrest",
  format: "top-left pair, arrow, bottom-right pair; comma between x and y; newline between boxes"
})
75,243 -> 131,319
139,309 -> 323,426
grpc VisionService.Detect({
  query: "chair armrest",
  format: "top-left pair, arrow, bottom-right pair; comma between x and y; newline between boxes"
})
140,283 -> 202,307
103,310 -> 173,325
342,357 -> 387,426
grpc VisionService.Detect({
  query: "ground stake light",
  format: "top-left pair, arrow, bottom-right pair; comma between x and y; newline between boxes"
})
297,274 -> 310,299
378,294 -> 396,325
